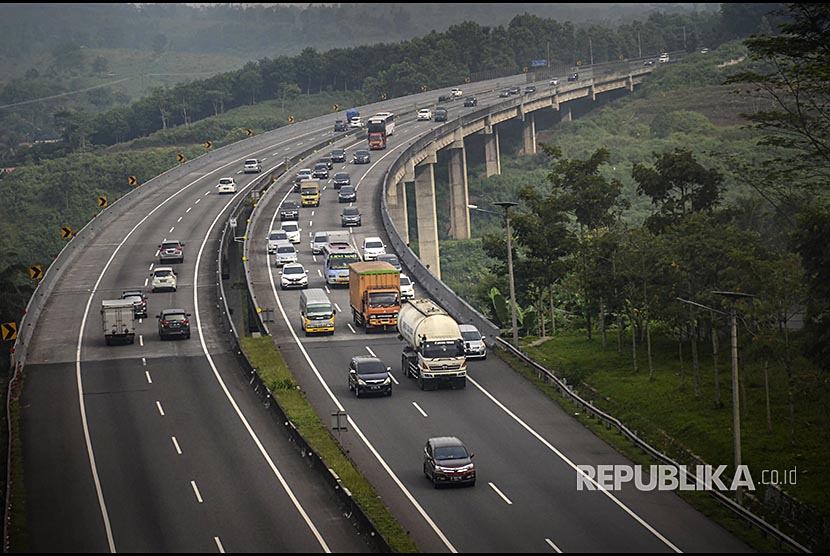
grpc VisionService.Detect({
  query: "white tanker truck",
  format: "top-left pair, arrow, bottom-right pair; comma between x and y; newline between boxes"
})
397,298 -> 467,390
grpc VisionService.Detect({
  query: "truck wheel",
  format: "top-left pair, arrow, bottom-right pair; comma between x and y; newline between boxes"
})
418,375 -> 425,390
401,355 -> 409,378
105,337 -> 111,346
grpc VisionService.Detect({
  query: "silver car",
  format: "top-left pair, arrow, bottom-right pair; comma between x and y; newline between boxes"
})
459,324 -> 486,359
274,242 -> 298,267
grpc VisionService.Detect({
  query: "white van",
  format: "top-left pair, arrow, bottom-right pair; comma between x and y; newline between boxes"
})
300,288 -> 335,335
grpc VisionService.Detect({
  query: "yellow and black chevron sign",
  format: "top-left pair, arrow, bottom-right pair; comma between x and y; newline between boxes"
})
177,153 -> 186,163
1,322 -> 17,341
128,175 -> 137,186
29,264 -> 43,280
288,115 -> 295,124
204,141 -> 213,150
61,226 -> 72,239
98,196 -> 108,207
421,85 -> 427,92
246,128 -> 253,137
332,104 -> 339,111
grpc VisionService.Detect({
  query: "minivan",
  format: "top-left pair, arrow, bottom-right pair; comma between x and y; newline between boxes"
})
299,288 -> 335,335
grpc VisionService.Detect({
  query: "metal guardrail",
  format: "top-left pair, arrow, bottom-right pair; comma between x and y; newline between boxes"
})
494,337 -> 811,553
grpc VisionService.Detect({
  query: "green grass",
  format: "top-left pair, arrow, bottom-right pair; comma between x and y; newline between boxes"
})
515,329 -> 828,549
239,336 -> 418,553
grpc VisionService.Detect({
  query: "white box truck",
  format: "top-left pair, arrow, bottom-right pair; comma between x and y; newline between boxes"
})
102,299 -> 136,345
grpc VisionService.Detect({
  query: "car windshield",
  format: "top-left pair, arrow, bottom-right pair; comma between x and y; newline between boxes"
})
462,330 -> 481,341
335,173 -> 348,180
155,270 -> 172,277
343,208 -> 359,216
307,303 -> 332,317
277,246 -> 295,254
400,276 -> 411,286
164,313 -> 187,322
269,232 -> 287,240
356,151 -> 368,156
357,359 -> 388,375
340,186 -> 354,194
161,242 -> 180,249
245,160 -> 257,165
368,292 -> 399,307
219,178 -> 233,184
282,223 -> 298,232
284,266 -> 304,275
123,295 -> 143,303
365,241 -> 382,248
328,254 -> 359,269
422,340 -> 464,359
378,256 -> 400,268
434,445 -> 469,461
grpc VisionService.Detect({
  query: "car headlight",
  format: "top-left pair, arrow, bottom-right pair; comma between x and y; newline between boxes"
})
357,379 -> 367,386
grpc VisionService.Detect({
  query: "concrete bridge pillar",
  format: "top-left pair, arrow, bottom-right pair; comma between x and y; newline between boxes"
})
482,125 -> 501,177
388,172 -> 409,244
521,112 -> 536,156
561,105 -> 572,123
447,139 -> 470,240
415,152 -> 440,279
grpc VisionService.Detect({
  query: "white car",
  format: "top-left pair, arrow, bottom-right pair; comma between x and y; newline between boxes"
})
348,116 -> 362,129
297,168 -> 313,181
310,231 -> 328,255
362,237 -> 386,261
150,267 -> 177,293
267,229 -> 289,254
274,242 -> 298,267
280,222 -> 301,244
417,108 -> 432,121
243,159 -> 261,173
658,53 -> 669,64
280,263 -> 308,290
451,87 -> 463,98
399,273 -> 415,301
459,324 -> 487,359
550,78 -> 559,86
217,177 -> 237,194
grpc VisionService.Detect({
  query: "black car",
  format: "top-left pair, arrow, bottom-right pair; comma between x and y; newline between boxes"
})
508,86 -> 521,95
499,89 -> 511,97
279,200 -> 300,221
157,308 -> 191,340
341,206 -> 361,227
338,185 -> 357,203
567,72 -> 579,82
312,162 -> 329,179
348,355 -> 392,397
353,149 -> 370,164
330,148 -> 346,163
319,156 -> 333,170
375,253 -> 401,272
121,290 -> 148,319
423,436 -> 476,488
434,108 -> 448,122
643,59 -> 655,66
464,96 -> 478,107
524,85 -> 537,95
334,120 -> 348,132
333,172 -> 351,189
438,93 -> 452,102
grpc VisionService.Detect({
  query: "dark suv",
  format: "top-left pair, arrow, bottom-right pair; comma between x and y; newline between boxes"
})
333,172 -> 351,189
279,200 -> 300,221
434,108 -> 448,122
338,185 -> 357,203
341,206 -> 361,227
157,308 -> 191,340
334,120 -> 347,132
312,162 -> 329,179
121,290 -> 148,319
423,436 -> 476,488
330,148 -> 346,163
348,355 -> 392,397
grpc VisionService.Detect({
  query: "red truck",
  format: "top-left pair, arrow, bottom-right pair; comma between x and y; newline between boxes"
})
349,261 -> 401,332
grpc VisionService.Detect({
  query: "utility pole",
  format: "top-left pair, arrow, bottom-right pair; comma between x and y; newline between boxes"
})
495,202 -> 520,348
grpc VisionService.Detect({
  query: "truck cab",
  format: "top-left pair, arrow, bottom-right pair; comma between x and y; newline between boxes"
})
300,180 -> 320,207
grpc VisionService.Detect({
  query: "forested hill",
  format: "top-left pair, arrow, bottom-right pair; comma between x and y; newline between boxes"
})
0,4 -> 719,60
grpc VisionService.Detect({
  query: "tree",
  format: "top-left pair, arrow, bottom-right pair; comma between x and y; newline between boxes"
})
632,148 -> 724,233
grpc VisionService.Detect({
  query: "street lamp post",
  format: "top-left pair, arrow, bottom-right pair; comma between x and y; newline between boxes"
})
677,292 -> 755,505
468,202 -> 520,348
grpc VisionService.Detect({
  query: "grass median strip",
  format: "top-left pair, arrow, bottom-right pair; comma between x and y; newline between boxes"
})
240,336 -> 418,553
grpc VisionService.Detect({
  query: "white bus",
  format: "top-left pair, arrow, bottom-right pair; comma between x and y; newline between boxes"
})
371,112 -> 395,136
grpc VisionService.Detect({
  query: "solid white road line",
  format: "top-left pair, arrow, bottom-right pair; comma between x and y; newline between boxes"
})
191,481 -> 203,503
214,537 -> 225,553
172,437 -> 182,455
145,371 -> 152,385
156,401 -> 165,417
